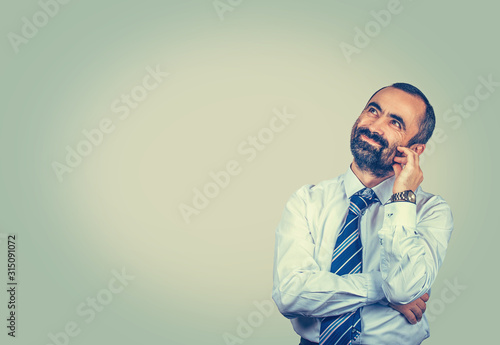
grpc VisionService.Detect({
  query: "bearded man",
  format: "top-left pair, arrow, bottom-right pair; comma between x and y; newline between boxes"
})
272,83 -> 454,345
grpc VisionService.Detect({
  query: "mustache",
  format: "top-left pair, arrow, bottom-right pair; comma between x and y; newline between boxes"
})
356,127 -> 388,148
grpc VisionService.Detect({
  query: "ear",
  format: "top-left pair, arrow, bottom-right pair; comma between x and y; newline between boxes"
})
409,144 -> 426,156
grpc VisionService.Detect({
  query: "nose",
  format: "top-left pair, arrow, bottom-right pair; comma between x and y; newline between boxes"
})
367,117 -> 385,136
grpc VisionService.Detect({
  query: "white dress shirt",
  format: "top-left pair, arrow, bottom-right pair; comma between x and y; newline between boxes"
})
272,167 -> 453,345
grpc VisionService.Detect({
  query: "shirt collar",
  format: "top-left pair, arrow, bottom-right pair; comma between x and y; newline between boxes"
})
344,164 -> 396,204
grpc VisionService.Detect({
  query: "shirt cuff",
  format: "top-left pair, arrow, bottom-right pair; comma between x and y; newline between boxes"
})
382,201 -> 417,228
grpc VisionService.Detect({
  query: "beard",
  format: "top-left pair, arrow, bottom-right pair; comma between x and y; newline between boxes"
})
350,122 -> 399,178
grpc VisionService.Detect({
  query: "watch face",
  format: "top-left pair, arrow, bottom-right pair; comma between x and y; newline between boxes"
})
406,191 -> 416,203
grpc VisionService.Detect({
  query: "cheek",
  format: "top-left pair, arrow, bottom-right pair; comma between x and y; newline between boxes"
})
388,132 -> 404,147
393,129 -> 405,142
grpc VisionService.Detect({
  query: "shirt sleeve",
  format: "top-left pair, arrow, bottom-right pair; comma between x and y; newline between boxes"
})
378,195 -> 454,305
272,186 -> 386,319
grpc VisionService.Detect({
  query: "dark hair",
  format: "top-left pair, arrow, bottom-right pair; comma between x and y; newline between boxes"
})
369,82 -> 436,145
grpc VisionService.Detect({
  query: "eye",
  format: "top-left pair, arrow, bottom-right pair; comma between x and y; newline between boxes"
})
391,119 -> 401,129
368,107 -> 377,115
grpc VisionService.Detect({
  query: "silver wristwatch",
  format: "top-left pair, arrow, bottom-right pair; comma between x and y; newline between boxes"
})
389,190 -> 416,204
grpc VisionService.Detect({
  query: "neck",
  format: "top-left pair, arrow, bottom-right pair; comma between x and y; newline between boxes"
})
350,160 -> 394,188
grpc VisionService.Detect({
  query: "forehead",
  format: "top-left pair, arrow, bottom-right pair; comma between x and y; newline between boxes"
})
368,87 -> 426,129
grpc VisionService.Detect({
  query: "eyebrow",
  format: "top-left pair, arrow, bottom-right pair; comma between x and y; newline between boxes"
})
366,102 -> 407,131
367,102 -> 382,112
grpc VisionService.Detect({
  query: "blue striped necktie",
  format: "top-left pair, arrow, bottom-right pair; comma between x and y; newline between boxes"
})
320,188 -> 379,345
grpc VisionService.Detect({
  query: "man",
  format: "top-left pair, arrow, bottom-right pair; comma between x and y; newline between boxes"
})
272,83 -> 453,345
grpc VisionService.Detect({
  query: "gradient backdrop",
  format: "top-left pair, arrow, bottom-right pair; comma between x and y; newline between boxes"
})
1,1 -> 498,344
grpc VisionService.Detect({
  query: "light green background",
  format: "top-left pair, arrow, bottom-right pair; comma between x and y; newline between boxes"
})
1,0 -> 498,344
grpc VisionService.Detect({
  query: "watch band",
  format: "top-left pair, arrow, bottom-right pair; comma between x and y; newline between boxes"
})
389,190 -> 416,204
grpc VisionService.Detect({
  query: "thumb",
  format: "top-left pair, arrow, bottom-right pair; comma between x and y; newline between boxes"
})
392,163 -> 402,177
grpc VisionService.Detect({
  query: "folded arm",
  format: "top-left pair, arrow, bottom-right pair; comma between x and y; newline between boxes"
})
272,187 -> 386,319
378,198 -> 454,305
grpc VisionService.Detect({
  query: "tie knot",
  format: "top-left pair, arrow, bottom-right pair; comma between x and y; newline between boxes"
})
349,188 -> 379,215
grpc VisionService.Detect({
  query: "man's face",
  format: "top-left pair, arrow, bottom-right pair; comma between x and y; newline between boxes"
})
350,87 -> 426,178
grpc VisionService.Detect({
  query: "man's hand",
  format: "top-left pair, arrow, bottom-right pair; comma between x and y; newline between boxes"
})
392,146 -> 423,194
389,293 -> 429,324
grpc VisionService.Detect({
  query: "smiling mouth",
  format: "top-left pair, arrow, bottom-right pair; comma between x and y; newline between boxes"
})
360,134 -> 381,147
